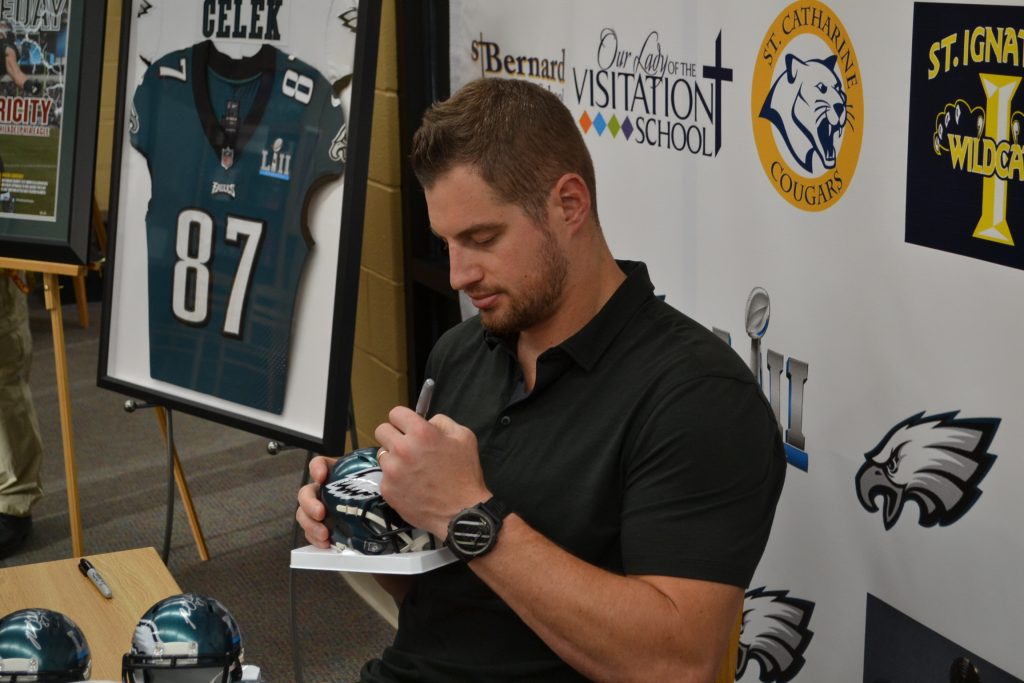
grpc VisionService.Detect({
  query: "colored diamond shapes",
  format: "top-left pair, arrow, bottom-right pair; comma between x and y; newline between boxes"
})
579,111 -> 592,133
608,115 -> 621,138
579,112 -> 633,140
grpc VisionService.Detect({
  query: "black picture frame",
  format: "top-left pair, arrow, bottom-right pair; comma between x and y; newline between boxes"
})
0,0 -> 105,265
98,0 -> 381,455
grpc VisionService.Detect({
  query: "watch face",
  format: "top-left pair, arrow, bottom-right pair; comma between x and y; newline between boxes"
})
448,508 -> 496,559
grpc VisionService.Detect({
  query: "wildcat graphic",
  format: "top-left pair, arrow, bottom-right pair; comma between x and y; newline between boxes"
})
760,53 -> 849,175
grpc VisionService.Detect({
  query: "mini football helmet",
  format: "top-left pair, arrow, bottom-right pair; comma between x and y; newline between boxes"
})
319,447 -> 438,555
0,608 -> 91,682
121,594 -> 242,683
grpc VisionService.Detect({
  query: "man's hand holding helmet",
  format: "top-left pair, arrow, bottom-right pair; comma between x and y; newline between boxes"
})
295,455 -> 337,549
373,408 -> 490,541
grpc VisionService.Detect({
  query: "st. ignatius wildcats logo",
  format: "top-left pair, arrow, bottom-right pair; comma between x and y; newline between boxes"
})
752,1 -> 863,211
855,411 -> 999,530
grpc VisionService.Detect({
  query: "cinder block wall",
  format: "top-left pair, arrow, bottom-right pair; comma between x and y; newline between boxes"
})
351,0 -> 407,449
93,2 -> 408,451
93,0 -> 122,211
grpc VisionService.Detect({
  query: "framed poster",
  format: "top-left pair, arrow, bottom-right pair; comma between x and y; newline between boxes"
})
0,0 -> 104,264
98,0 -> 381,455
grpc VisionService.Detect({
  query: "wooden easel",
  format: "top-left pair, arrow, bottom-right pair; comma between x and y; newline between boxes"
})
0,257 -> 86,556
0,203 -> 209,561
67,200 -> 108,330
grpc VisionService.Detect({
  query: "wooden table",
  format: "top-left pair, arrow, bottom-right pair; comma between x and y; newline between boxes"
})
0,547 -> 181,681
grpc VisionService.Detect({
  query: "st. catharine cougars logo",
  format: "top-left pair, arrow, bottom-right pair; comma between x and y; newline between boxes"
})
751,1 -> 863,211
760,54 -> 849,174
737,587 -> 815,682
855,411 -> 999,530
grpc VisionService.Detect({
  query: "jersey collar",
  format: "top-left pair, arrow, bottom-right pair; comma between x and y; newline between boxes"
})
192,40 -> 276,160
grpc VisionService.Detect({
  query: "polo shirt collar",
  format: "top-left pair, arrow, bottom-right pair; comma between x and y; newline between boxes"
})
483,260 -> 655,372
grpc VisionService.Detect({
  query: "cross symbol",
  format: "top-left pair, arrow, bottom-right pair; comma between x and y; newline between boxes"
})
702,31 -> 732,156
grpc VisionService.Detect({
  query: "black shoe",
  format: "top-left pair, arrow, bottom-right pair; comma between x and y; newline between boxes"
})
0,513 -> 31,559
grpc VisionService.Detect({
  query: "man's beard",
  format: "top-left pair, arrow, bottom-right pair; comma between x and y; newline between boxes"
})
478,231 -> 568,337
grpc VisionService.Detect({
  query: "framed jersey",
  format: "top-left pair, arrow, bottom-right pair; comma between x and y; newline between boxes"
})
98,0 -> 381,454
0,0 -> 105,264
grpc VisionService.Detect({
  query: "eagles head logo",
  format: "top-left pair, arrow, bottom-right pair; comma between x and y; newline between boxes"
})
760,53 -> 851,175
737,587 -> 815,683
856,411 -> 999,530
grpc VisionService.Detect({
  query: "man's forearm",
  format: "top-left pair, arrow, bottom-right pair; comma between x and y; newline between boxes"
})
467,515 -> 742,683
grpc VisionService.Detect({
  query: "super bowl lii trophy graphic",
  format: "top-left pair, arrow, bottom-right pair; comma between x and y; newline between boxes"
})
0,1 -> 68,220
745,286 -> 771,386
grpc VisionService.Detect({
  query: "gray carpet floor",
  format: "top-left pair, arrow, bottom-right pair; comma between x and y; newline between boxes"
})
1,295 -> 395,682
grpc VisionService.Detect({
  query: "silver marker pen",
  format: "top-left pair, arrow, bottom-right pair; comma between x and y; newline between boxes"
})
415,378 -> 435,417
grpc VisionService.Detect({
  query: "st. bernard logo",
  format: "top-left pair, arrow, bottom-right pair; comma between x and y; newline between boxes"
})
572,28 -> 732,156
906,3 -> 1024,271
738,587 -> 815,682
752,1 -> 863,211
856,411 -> 999,530
714,287 -> 810,471
470,34 -> 565,88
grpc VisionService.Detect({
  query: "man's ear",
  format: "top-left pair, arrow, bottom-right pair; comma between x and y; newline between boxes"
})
552,173 -> 591,234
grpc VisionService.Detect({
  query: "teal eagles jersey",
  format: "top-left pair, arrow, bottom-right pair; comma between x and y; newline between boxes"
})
130,40 -> 345,414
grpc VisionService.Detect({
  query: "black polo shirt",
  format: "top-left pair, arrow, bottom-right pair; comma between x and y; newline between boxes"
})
362,261 -> 786,683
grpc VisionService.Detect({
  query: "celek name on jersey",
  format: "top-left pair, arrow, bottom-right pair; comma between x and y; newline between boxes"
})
202,0 -> 283,41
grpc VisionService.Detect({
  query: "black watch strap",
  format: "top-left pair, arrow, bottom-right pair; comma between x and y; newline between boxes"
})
479,496 -> 511,524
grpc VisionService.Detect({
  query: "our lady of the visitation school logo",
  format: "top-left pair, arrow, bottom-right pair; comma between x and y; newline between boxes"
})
752,1 -> 863,212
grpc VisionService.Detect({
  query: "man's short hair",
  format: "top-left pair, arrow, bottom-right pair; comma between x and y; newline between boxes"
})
410,78 -> 599,226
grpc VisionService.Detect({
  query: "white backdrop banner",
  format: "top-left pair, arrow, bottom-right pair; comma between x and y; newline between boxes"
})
451,1 -> 1024,681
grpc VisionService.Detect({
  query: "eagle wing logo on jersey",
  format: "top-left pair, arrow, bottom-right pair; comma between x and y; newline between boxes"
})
737,587 -> 815,683
339,8 -> 358,33
129,103 -> 139,135
855,411 -> 999,530
329,122 -> 347,164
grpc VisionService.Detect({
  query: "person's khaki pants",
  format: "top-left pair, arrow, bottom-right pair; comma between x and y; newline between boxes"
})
0,275 -> 42,517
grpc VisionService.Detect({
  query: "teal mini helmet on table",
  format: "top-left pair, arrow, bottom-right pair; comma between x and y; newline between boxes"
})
318,447 -> 439,555
121,594 -> 242,683
0,608 -> 91,682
